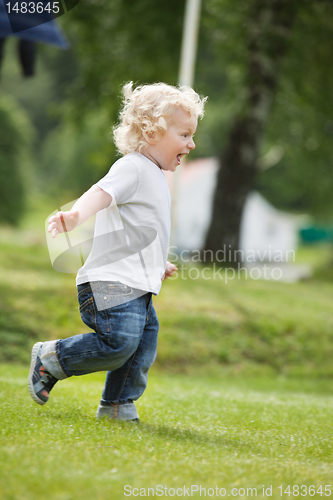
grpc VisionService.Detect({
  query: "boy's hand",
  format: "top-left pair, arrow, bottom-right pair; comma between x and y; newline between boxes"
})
48,211 -> 79,238
162,261 -> 178,281
47,186 -> 112,239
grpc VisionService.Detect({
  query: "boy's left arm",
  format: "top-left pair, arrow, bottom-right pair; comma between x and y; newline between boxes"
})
162,261 -> 178,281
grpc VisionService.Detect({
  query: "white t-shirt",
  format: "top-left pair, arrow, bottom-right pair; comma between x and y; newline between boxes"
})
76,152 -> 171,295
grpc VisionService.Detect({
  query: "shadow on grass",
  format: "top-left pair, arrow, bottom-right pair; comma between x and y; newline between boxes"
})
34,405 -> 251,452
132,422 -> 249,452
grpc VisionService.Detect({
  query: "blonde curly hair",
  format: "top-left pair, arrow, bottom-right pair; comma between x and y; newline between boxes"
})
113,82 -> 207,155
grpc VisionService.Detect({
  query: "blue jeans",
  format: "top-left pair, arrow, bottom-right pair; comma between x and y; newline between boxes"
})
56,282 -> 159,405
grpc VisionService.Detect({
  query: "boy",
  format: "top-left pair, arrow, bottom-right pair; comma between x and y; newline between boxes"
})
28,82 -> 206,421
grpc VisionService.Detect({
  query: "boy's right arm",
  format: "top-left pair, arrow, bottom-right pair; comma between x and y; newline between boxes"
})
48,185 -> 112,238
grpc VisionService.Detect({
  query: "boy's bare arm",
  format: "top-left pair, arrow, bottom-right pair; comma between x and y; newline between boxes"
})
48,185 -> 112,238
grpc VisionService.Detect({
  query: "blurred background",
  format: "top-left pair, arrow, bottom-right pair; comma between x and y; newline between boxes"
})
1,0 -> 333,374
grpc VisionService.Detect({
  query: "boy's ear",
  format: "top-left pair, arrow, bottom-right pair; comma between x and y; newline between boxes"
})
143,130 -> 157,145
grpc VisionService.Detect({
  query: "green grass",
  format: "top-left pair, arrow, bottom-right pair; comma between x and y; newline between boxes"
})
1,210 -> 333,498
156,268 -> 333,377
1,365 -> 333,500
1,222 -> 333,376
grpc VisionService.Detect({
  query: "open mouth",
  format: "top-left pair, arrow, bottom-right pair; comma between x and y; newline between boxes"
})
177,154 -> 184,165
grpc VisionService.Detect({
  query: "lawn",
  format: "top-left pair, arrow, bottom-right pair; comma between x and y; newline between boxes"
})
0,365 -> 333,500
1,226 -> 333,377
1,206 -> 333,499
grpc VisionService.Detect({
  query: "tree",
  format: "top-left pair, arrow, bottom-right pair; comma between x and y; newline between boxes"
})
14,0 -> 332,230
203,0 -> 301,264
0,95 -> 34,225
255,0 -> 333,221
35,0 -> 187,200
61,0 -> 185,123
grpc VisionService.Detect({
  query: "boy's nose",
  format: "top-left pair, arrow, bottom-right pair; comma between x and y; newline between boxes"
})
188,138 -> 195,150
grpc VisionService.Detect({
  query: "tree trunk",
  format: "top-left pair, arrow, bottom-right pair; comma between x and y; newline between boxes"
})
203,0 -> 300,265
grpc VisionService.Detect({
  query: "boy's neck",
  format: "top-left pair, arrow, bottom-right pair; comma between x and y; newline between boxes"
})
140,151 -> 162,170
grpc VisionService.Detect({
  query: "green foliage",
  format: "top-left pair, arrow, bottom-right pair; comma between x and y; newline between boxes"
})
192,0 -> 333,222
0,37 -> 77,141
0,95 -> 35,225
254,1 -> 333,219
1,365 -> 333,499
2,1 -> 333,223
61,0 -> 185,120
60,0 -> 250,162
0,38 -> 79,207
41,109 -> 115,199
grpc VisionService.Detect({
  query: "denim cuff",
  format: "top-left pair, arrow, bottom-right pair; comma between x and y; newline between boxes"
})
96,401 -> 139,421
41,340 -> 69,380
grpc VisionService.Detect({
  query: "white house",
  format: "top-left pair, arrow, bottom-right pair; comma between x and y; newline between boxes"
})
164,158 -> 309,280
